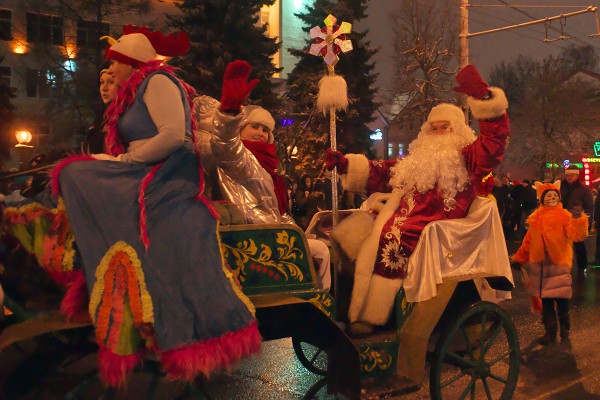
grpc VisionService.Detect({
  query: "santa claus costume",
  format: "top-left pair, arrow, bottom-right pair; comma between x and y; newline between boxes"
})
327,65 -> 509,331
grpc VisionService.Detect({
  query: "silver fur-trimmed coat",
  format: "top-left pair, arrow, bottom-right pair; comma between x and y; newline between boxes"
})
211,109 -> 294,224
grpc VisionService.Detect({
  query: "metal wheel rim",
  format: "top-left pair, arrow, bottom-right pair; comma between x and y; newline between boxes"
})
292,337 -> 327,376
430,301 -> 520,400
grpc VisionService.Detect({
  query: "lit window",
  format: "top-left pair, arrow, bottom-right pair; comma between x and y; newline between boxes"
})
388,143 -> 395,158
77,19 -> 110,48
0,66 -> 10,86
0,9 -> 11,40
398,143 -> 405,157
27,12 -> 64,45
26,69 -> 63,98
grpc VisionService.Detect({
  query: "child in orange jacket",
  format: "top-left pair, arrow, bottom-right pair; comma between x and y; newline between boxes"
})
512,182 -> 588,344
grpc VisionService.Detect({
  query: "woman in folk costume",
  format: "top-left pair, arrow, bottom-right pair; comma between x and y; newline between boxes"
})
210,60 -> 331,291
325,65 -> 510,336
49,27 -> 260,386
512,183 -> 588,344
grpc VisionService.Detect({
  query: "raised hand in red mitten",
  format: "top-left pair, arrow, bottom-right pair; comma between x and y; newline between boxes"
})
453,65 -> 489,99
220,60 -> 259,112
324,148 -> 349,174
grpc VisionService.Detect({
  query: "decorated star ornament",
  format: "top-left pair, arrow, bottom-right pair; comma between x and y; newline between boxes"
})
309,14 -> 353,67
308,14 -> 353,226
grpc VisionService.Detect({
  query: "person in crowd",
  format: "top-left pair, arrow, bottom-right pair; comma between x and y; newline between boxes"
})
560,166 -> 594,271
24,26 -> 260,387
591,187 -> 600,266
509,179 -> 524,240
324,65 -> 509,336
492,176 -> 510,224
498,176 -> 513,237
520,179 -> 538,234
210,60 -> 331,291
83,66 -> 120,153
294,174 -> 322,230
512,183 -> 588,344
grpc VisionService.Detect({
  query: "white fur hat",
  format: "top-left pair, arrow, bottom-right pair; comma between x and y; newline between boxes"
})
242,105 -> 276,143
427,103 -> 465,126
106,33 -> 156,66
105,25 -> 190,67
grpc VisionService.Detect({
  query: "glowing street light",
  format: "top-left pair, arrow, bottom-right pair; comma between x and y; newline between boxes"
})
15,130 -> 33,148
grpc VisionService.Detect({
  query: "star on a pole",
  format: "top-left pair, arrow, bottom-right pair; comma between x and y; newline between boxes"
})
309,14 -> 353,66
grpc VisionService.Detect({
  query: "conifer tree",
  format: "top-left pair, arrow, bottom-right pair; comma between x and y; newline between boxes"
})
284,0 -> 378,176
167,0 -> 281,110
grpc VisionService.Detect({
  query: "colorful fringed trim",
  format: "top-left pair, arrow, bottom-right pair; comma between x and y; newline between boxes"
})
98,346 -> 143,388
137,164 -> 163,249
50,153 -> 96,196
160,320 -> 261,382
60,269 -> 91,323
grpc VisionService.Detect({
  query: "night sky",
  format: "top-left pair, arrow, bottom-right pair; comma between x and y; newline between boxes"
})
357,0 -> 600,101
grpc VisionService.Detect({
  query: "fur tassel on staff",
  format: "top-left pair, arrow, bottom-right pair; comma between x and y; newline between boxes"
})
316,74 -> 348,114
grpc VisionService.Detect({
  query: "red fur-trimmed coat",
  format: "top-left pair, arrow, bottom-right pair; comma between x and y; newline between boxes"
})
342,115 -> 510,280
512,204 -> 588,298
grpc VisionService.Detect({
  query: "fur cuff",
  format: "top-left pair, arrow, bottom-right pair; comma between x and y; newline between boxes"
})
330,211 -> 374,261
468,87 -> 508,120
358,275 -> 403,326
341,154 -> 370,192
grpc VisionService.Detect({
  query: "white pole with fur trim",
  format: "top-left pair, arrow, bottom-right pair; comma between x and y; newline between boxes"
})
309,14 -> 353,225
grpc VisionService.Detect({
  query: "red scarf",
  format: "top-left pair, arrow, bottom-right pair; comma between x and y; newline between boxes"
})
242,140 -> 288,216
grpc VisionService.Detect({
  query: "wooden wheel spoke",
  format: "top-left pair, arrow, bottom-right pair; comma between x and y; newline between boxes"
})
489,372 -> 508,384
480,311 -> 488,345
446,351 -> 478,370
482,377 -> 493,400
309,349 -> 323,364
441,370 -> 470,388
481,320 -> 503,358
458,376 -> 477,400
461,327 -> 475,360
489,350 -> 512,366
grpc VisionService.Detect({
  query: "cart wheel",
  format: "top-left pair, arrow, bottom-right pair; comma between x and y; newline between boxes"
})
292,337 -> 327,376
430,301 -> 519,400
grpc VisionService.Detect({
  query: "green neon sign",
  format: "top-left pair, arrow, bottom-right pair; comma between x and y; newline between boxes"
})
594,141 -> 600,157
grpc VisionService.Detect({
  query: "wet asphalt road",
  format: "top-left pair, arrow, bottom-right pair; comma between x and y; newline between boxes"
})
2,236 -> 600,399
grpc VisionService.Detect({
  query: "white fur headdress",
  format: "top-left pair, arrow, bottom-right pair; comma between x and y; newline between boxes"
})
427,103 -> 465,126
242,105 -> 276,143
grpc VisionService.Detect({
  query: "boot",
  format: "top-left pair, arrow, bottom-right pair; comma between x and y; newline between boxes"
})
559,313 -> 571,340
537,314 -> 557,345
348,321 -> 375,338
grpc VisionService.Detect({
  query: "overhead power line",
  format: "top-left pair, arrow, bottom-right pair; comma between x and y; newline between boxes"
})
493,0 -> 600,50
470,4 -> 592,8
467,12 -> 570,52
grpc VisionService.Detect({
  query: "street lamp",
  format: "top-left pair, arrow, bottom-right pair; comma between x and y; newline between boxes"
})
15,130 -> 32,147
15,130 -> 33,170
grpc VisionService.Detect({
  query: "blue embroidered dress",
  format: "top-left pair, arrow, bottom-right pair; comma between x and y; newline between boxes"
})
54,66 -> 260,385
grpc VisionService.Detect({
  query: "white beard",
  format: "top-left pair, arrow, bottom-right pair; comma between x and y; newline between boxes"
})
389,120 -> 476,207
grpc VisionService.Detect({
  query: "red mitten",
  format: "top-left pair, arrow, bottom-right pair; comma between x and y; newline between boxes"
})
220,60 -> 260,112
453,65 -> 489,98
324,148 -> 349,174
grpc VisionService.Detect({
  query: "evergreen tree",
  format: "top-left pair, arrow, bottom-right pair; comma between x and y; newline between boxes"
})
284,0 -> 378,176
167,0 -> 281,110
0,56 -> 15,167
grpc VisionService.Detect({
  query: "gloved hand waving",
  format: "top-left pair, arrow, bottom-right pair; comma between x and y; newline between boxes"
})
453,65 -> 490,99
220,60 -> 259,113
324,148 -> 349,174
